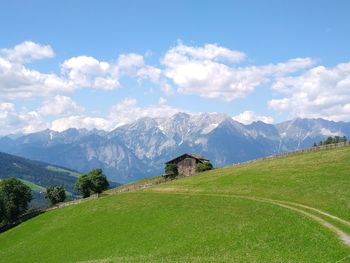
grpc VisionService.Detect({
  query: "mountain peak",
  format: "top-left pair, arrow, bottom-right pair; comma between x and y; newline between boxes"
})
171,112 -> 191,120
1,116 -> 350,183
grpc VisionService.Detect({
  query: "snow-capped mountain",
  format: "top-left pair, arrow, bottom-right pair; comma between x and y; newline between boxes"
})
276,118 -> 350,150
1,113 -> 349,183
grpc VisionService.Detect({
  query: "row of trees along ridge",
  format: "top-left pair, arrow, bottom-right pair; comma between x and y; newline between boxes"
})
313,136 -> 347,147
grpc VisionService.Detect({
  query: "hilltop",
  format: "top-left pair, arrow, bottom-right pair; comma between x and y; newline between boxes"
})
0,146 -> 349,262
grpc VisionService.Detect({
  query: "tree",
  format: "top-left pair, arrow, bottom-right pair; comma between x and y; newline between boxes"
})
196,162 -> 213,172
89,169 -> 109,194
75,174 -> 93,198
0,194 -> 5,223
324,136 -> 333,145
316,136 -> 348,147
45,186 -> 66,205
75,169 -> 109,198
0,178 -> 32,223
164,163 -> 178,179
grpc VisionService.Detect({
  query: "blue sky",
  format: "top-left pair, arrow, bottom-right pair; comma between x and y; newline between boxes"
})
1,0 -> 350,135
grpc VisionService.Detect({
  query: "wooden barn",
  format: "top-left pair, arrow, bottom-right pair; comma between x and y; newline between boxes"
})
165,153 -> 210,176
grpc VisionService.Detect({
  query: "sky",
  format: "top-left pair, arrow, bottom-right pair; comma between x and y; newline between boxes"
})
1,0 -> 350,135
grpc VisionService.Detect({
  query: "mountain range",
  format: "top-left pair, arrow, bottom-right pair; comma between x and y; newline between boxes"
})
1,113 -> 349,183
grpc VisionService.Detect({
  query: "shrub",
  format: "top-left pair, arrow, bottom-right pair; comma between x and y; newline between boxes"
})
164,163 -> 178,179
196,162 -> 213,172
45,186 -> 66,205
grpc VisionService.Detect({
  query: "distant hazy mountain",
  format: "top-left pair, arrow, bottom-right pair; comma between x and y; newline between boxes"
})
1,113 -> 349,183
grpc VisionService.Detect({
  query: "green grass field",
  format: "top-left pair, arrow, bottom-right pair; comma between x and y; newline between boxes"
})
19,178 -> 47,192
0,147 -> 349,262
46,165 -> 81,177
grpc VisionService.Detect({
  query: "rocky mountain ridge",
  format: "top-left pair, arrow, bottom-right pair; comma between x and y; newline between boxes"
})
1,113 -> 349,183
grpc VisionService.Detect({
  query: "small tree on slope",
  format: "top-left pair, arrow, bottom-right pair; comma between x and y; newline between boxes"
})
45,186 -> 66,205
0,178 -> 32,224
75,169 -> 109,198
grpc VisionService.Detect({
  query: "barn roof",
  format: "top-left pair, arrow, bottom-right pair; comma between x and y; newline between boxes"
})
165,153 -> 209,164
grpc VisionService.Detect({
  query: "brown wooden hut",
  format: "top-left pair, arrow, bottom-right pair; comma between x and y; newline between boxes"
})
165,153 -> 210,176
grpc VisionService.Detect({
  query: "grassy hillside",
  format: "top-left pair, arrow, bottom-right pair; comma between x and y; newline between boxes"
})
0,147 -> 349,262
0,152 -> 80,193
149,147 -> 350,221
0,152 -> 80,206
46,165 -> 81,177
18,178 -> 47,192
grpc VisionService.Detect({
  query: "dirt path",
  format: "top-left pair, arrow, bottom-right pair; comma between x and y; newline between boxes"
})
250,196 -> 350,247
275,200 -> 350,228
146,190 -> 350,247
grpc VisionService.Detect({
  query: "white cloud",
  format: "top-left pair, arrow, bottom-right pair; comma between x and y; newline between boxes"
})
109,98 -> 187,128
47,97 -> 187,132
118,53 -> 145,72
117,53 -> 161,84
268,62 -> 350,121
0,41 -> 54,63
166,43 -> 246,63
61,55 -> 119,90
0,42 -> 163,100
0,41 -> 72,99
50,116 -> 110,132
162,43 -> 314,101
0,99 -> 278,136
0,103 -> 47,135
232,110 -> 274,125
38,95 -> 84,116
0,56 -> 72,99
136,65 -> 161,83
3,40 -> 350,134
158,97 -> 167,104
320,128 -> 342,137
160,81 -> 174,95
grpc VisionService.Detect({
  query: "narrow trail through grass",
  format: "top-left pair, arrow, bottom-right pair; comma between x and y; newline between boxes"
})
275,200 -> 350,227
144,190 -> 350,247
115,181 -> 350,231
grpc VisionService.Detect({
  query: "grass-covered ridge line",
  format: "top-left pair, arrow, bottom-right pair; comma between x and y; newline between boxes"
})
149,146 -> 350,220
18,179 -> 46,193
46,165 -> 81,177
107,175 -> 165,194
0,147 -> 349,262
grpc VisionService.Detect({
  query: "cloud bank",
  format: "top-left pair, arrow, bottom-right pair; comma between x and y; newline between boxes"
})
268,63 -> 350,121
1,41 -> 350,135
